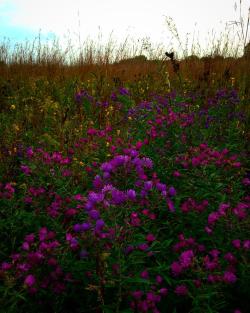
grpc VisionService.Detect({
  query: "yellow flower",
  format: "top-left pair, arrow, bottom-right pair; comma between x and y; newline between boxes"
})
10,104 -> 16,110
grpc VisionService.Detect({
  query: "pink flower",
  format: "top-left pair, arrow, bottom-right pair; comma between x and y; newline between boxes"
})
24,274 -> 36,287
146,234 -> 156,243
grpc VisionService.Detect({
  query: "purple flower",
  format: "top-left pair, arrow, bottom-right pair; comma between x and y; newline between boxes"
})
81,222 -> 91,231
73,224 -> 82,232
95,219 -> 105,230
127,189 -> 136,200
144,181 -> 153,191
101,162 -> 113,172
119,87 -> 130,96
88,192 -> 104,204
111,189 -> 127,204
168,186 -> 176,197
156,182 -> 167,192
89,209 -> 100,220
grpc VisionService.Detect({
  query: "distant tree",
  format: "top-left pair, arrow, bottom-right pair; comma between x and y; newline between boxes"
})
185,55 -> 200,61
118,55 -> 147,64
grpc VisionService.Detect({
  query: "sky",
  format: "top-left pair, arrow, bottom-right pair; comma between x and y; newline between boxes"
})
0,0 -> 249,55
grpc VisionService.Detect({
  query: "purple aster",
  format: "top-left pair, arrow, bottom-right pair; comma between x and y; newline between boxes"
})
156,182 -> 167,192
73,224 -> 82,232
127,189 -> 136,200
144,181 -> 153,191
100,162 -> 113,172
111,189 -> 127,204
89,210 -> 100,220
95,219 -> 105,230
88,192 -> 104,204
81,222 -> 91,231
168,186 -> 176,197
141,157 -> 153,168
119,87 -> 130,96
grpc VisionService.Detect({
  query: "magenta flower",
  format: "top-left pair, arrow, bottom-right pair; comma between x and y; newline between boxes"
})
174,284 -> 188,296
140,270 -> 149,279
146,234 -> 156,243
138,243 -> 149,251
171,261 -> 183,276
208,212 -> 220,225
159,288 -> 168,296
179,249 -> 194,268
232,239 -> 241,249
155,275 -> 163,284
20,165 -> 32,176
223,271 -> 237,284
243,240 -> 250,250
132,290 -> 143,300
24,274 -> 36,287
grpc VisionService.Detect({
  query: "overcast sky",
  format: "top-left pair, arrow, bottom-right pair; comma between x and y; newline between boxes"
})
0,0 -> 249,53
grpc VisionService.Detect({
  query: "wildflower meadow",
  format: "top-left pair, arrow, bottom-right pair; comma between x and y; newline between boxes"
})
0,15 -> 250,313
